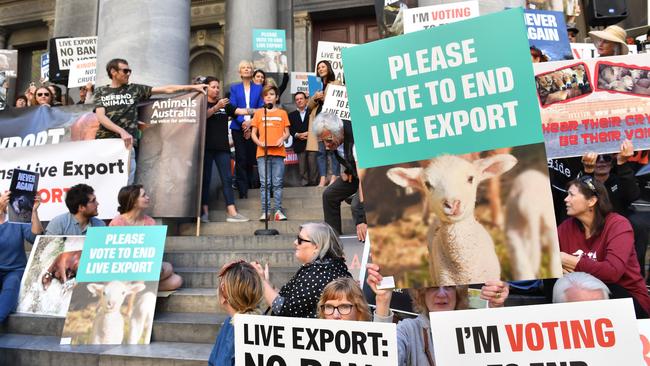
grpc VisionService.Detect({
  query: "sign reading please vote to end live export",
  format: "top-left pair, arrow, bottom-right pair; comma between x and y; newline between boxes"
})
342,8 -> 542,168
429,299 -> 644,366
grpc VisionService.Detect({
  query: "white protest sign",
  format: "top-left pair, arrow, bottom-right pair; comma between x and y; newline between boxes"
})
322,84 -> 350,120
638,319 -> 650,365
0,49 -> 18,77
290,72 -> 315,95
55,36 -> 97,70
40,53 -> 49,82
0,139 -> 128,220
235,314 -> 397,366
403,0 -> 480,34
315,41 -> 356,83
571,42 -> 638,59
429,299 -> 643,366
67,58 -> 96,88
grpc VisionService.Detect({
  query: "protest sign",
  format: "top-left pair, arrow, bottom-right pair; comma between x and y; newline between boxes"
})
234,314 -> 398,365
0,71 -> 5,111
571,42 -> 638,60
639,319 -> 650,365
343,8 -> 560,287
322,84 -> 350,120
0,49 -> 18,77
61,225 -> 166,345
534,54 -> 650,159
403,1 -> 479,34
253,29 -> 288,73
40,52 -> 49,82
525,10 -> 572,62
0,139 -> 128,220
308,74 -> 323,96
429,298 -> 644,366
375,0 -> 417,38
315,41 -> 356,83
340,235 -> 370,283
8,169 -> 38,223
55,36 -> 97,70
17,236 -> 84,317
291,72 -> 315,95
67,58 -> 96,88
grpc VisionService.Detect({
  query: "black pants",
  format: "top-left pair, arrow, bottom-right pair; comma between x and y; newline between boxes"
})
232,129 -> 257,197
323,177 -> 359,234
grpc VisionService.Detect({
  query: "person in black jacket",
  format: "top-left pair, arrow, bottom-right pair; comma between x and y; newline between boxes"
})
288,92 -> 317,186
312,113 -> 368,242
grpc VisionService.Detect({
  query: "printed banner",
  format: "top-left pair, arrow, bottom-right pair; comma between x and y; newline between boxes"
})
0,49 -> 18,77
67,58 -> 96,88
253,29 -> 288,73
8,169 -> 39,223
315,41 -> 356,83
534,54 -> 650,159
525,10 -> 572,62
40,52 -> 49,82
429,299 -> 644,366
235,314 -> 398,365
340,235 -> 370,283
55,36 -> 97,70
403,1 -> 479,34
61,225 -> 166,345
343,8 -> 560,287
322,84 -> 350,120
375,0 -> 418,38
0,139 -> 129,220
290,72 -> 315,95
17,236 -> 85,317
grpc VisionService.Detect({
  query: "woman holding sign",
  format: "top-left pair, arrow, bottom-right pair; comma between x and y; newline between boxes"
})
251,222 -> 351,318
558,176 -> 650,318
109,184 -> 183,291
307,60 -> 341,187
317,277 -> 371,321
366,263 -> 508,366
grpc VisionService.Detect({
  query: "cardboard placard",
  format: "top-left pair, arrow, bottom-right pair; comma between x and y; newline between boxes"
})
403,0 -> 479,34
67,59 -> 96,88
290,72 -> 315,95
55,36 -> 97,71
315,41 -> 356,83
8,169 -> 38,223
322,84 -> 350,120
525,9 -> 572,62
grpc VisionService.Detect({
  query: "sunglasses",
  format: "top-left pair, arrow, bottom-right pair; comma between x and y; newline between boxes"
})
597,154 -> 613,163
118,68 -> 132,74
296,235 -> 312,245
218,259 -> 246,277
321,303 -> 353,315
37,92 -> 50,97
578,175 -> 598,195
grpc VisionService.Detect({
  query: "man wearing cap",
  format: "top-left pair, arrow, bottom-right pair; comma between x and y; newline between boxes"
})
588,25 -> 629,57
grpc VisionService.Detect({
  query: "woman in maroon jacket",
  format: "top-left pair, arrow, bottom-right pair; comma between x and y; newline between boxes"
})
559,176 -> 650,317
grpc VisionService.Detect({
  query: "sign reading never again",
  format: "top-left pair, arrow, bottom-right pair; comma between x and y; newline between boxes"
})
342,8 -> 543,168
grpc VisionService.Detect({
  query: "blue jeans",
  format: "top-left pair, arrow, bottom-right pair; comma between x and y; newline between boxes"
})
0,269 -> 23,322
317,141 -> 340,177
202,150 -> 235,206
257,156 -> 285,213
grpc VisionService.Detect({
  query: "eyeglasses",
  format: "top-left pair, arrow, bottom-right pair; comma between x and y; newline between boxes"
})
37,92 -> 50,97
321,303 -> 353,315
119,68 -> 132,75
578,175 -> 598,195
218,259 -> 246,277
296,235 -> 312,245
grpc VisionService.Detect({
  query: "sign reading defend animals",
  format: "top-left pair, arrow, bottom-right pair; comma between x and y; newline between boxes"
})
342,8 -> 561,288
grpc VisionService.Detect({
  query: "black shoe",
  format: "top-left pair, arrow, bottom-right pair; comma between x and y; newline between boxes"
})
239,193 -> 248,199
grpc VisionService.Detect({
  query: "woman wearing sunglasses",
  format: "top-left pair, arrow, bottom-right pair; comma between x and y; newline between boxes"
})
31,86 -> 52,107
317,277 -> 371,321
251,222 -> 351,318
559,176 -> 650,318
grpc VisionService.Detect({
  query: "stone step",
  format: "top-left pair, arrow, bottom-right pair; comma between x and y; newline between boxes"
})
164,249 -> 299,268
233,196 -> 350,210
1,312 -> 225,345
206,206 -> 351,222
248,186 -> 328,198
179,219 -> 355,236
156,288 -> 220,314
163,235 -> 296,251
0,334 -> 211,365
175,266 -> 296,289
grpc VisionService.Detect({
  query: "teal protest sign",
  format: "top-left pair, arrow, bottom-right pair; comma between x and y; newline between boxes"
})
253,29 -> 286,51
343,8 -> 543,168
76,226 -> 167,282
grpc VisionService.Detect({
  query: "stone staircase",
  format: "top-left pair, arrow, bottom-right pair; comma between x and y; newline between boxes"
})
0,186 -> 354,365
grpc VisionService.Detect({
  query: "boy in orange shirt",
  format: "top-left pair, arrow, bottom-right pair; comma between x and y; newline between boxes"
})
251,85 -> 290,221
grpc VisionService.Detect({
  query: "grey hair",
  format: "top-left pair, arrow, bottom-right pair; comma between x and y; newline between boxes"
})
552,272 -> 610,303
312,112 -> 343,138
613,43 -> 626,56
300,222 -> 345,261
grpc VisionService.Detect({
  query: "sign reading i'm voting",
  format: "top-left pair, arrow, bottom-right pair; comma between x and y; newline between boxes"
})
342,8 -> 542,168
429,299 -> 644,366
403,0 -> 480,34
235,314 -> 397,365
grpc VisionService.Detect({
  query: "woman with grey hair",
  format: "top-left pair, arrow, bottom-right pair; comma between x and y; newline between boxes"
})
588,25 -> 629,57
553,272 -> 610,303
251,222 -> 351,318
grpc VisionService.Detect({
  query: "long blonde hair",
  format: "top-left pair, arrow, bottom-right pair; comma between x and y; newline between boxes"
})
317,277 -> 371,321
219,260 -> 263,315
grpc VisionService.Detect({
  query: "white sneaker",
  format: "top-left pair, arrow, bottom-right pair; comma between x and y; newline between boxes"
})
259,213 -> 270,221
227,213 -> 249,222
274,210 -> 287,221
200,213 -> 209,223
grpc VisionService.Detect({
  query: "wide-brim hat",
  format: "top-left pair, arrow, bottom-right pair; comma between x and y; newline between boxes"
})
589,25 -> 629,54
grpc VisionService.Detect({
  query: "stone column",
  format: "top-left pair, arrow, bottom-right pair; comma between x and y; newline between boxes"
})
95,0 -> 190,86
223,0 -> 278,87
53,0 -> 99,38
293,12 -> 310,73
0,27 -> 7,49
277,0 -> 293,104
